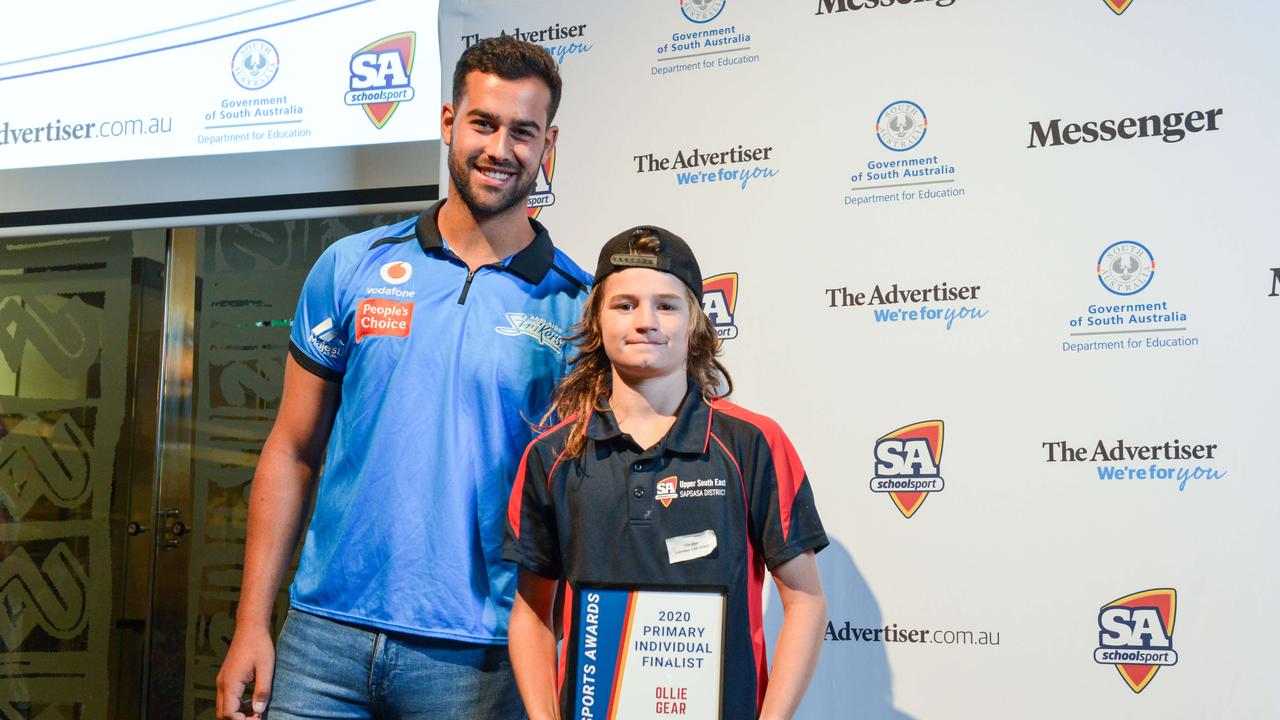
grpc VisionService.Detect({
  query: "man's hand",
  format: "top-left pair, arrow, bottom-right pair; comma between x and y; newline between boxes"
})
216,629 -> 275,720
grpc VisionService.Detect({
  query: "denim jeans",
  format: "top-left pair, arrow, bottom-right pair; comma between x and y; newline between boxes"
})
266,608 -> 527,719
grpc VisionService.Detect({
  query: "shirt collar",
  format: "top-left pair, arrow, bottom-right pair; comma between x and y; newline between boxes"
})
414,198 -> 556,285
585,379 -> 714,455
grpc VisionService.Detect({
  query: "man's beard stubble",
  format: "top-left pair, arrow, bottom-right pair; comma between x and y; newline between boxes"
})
447,147 -> 539,219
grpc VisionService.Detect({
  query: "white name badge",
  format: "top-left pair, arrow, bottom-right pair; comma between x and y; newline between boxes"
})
666,530 -> 717,564
570,586 -> 726,720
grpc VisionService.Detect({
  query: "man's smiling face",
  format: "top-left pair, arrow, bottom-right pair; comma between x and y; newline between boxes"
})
442,71 -> 557,218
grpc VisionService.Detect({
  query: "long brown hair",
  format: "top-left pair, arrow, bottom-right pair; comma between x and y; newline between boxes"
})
540,236 -> 732,457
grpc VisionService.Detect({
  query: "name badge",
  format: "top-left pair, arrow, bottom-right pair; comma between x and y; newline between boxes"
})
570,586 -> 726,719
665,530 -> 717,564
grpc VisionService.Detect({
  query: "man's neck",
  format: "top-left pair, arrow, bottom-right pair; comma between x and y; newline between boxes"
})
609,370 -> 688,449
436,191 -> 535,271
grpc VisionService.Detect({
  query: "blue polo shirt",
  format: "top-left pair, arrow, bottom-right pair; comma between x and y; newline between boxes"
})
287,199 -> 591,643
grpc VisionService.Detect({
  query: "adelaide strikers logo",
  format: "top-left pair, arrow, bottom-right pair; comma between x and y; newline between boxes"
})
1097,241 -> 1155,296
345,32 -> 416,129
1104,0 -> 1134,14
1094,588 -> 1178,693
870,420 -> 945,518
681,0 -> 726,23
527,147 -> 556,219
701,273 -> 739,340
231,39 -> 279,90
876,101 -> 927,152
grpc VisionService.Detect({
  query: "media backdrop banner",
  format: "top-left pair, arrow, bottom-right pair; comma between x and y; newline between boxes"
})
439,2 -> 1279,717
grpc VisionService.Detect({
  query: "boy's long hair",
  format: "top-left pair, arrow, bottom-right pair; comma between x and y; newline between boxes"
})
540,235 -> 732,457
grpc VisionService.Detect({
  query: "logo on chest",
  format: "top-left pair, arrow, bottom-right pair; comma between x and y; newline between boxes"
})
495,313 -> 565,354
356,299 -> 413,342
656,476 -> 728,507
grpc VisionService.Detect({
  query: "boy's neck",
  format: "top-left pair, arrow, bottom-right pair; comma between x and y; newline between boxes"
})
608,370 -> 688,450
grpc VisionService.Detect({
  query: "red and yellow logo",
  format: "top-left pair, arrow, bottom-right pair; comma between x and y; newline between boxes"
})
1095,588 -> 1178,693
656,476 -> 678,507
1103,0 -> 1133,15
346,32 -> 417,129
701,273 -> 739,340
527,147 -> 556,219
870,420 -> 945,518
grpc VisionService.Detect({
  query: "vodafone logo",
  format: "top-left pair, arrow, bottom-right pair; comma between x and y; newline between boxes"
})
379,261 -> 413,285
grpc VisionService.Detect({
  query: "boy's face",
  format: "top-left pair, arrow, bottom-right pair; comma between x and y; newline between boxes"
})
599,268 -> 693,382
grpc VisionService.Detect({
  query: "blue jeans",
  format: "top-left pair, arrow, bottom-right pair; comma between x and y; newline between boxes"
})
266,608 -> 526,719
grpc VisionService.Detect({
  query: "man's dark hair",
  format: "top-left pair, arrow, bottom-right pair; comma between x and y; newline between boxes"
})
452,35 -> 562,125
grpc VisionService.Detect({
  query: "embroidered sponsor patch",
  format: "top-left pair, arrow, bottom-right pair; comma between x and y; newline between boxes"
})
356,299 -> 413,342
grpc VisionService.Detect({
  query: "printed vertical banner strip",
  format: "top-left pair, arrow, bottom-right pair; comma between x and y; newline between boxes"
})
574,588 -> 633,719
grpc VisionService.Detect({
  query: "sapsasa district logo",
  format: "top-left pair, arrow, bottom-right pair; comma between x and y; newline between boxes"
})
870,420 -> 945,518
1104,0 -> 1134,14
1095,588 -> 1177,693
346,32 -> 416,128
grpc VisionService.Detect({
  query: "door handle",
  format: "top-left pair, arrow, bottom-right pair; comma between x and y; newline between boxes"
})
159,507 -> 189,549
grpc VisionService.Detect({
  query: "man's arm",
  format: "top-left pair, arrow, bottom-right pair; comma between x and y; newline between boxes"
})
759,551 -> 826,720
509,568 -> 562,720
215,356 -> 340,720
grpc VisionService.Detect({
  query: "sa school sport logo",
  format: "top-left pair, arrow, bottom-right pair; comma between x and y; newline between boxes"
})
1095,588 -> 1177,693
346,32 -> 416,128
870,420 -> 944,518
701,273 -> 739,340
527,146 -> 556,219
1104,0 -> 1134,14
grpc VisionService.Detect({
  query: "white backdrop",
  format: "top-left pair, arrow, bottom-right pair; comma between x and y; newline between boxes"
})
440,2 -> 1279,717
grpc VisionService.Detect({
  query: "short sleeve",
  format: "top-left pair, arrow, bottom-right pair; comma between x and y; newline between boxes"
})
288,244 -> 348,382
747,422 -> 828,570
504,439 -> 563,579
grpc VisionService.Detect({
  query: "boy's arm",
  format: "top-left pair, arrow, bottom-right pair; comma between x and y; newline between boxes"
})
759,550 -> 826,720
510,568 -> 563,720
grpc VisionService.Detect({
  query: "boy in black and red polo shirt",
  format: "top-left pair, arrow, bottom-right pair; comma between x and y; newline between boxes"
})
505,226 -> 827,720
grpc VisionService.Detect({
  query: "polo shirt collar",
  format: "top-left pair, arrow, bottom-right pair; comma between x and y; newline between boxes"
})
414,198 -> 556,285
586,379 -> 714,455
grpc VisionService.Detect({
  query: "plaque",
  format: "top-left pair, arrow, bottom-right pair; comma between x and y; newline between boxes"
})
568,586 -> 726,719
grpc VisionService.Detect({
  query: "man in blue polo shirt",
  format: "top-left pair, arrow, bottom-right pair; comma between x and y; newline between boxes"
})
216,36 -> 590,720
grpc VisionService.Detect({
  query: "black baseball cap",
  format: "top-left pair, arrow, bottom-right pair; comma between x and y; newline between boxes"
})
593,226 -> 703,300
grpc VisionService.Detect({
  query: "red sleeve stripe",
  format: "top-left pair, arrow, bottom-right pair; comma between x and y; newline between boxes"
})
558,581 -> 574,694
507,416 -> 575,541
711,429 -> 768,710
710,401 -> 806,542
